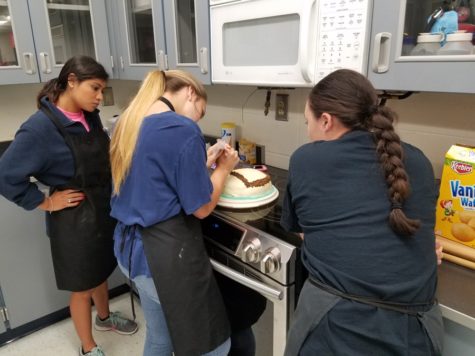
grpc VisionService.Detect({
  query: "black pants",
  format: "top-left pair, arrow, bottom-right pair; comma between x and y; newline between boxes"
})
229,327 -> 256,356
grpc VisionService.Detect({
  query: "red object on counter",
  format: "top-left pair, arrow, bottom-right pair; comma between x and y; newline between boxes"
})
458,23 -> 475,32
458,23 -> 475,44
253,164 -> 268,172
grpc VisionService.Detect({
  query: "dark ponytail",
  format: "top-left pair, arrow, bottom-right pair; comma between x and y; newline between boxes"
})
36,55 -> 109,108
308,69 -> 420,236
36,78 -> 65,108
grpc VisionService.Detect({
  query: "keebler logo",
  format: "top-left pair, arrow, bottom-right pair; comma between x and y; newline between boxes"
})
451,161 -> 473,174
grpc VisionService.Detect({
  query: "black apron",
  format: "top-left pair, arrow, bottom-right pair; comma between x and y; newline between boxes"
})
141,212 -> 231,356
285,278 -> 444,356
42,105 -> 117,292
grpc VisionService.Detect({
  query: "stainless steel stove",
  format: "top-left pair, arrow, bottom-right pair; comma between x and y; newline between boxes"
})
201,166 -> 306,356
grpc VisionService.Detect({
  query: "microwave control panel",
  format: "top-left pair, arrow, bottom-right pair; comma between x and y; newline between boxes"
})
316,0 -> 371,82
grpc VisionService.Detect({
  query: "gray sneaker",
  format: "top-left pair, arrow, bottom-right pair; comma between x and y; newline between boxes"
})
79,346 -> 105,356
94,311 -> 138,335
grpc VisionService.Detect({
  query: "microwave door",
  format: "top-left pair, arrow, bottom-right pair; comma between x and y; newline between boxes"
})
210,0 -> 317,87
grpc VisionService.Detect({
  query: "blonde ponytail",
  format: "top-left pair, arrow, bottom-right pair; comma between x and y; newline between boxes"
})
110,69 -> 207,195
110,70 -> 166,194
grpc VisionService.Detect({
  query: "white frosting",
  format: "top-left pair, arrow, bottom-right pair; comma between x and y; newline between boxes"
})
223,168 -> 273,198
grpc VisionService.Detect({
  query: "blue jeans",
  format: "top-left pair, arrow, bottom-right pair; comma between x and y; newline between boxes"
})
119,264 -> 230,356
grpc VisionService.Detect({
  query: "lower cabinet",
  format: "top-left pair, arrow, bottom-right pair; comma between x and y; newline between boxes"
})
0,192 -> 126,344
0,195 -> 69,331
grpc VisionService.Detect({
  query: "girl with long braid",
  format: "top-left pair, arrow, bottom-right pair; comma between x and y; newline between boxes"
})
281,69 -> 443,355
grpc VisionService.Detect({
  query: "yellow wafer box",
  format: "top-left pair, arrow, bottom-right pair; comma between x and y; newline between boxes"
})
435,144 -> 475,248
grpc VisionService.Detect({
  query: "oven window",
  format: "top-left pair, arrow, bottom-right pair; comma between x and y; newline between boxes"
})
222,14 -> 300,66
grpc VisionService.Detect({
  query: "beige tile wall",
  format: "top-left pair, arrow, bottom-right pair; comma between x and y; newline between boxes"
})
201,86 -> 475,177
1,81 -> 474,178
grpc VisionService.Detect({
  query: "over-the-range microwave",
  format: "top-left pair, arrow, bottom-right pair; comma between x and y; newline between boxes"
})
210,0 -> 373,87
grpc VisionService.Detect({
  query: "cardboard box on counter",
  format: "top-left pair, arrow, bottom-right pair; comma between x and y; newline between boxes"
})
436,144 -> 475,251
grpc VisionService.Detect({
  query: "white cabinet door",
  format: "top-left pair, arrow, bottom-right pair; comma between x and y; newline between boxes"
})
109,0 -> 211,82
109,0 -> 167,80
27,0 -> 113,82
163,0 -> 211,84
0,0 -> 39,84
368,0 -> 475,93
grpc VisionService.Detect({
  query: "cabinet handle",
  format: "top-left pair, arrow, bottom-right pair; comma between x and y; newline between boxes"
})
0,306 -> 9,323
22,53 -> 36,75
39,52 -> 52,74
158,50 -> 168,70
298,0 -> 317,83
199,47 -> 208,74
371,32 -> 392,74
110,55 -> 114,69
119,56 -> 124,71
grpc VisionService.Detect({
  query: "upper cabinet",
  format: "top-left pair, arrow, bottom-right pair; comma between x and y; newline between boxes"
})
0,0 -> 37,84
0,0 -> 112,85
368,0 -> 475,93
162,0 -> 210,84
108,0 -> 211,83
107,0 -> 167,80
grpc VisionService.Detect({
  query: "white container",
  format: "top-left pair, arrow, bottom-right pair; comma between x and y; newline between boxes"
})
221,122 -> 236,148
410,33 -> 444,56
437,32 -> 473,55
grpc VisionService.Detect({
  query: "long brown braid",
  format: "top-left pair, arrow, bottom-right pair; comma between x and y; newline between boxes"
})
371,106 -> 420,235
308,69 -> 420,236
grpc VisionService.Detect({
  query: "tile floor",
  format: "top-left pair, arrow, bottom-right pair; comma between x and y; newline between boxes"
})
0,293 -> 274,356
0,294 -> 145,356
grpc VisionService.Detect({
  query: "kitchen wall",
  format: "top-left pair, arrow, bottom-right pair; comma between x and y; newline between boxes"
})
0,80 -> 474,178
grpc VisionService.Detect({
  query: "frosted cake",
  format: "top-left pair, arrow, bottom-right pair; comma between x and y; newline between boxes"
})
222,168 -> 273,199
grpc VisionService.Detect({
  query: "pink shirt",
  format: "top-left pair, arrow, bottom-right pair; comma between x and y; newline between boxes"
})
57,107 -> 90,132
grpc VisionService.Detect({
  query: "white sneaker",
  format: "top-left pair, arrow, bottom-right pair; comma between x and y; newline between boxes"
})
79,346 -> 105,356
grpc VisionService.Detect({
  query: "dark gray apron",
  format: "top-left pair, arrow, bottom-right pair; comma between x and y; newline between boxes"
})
42,105 -> 117,292
141,212 -> 230,356
285,278 -> 444,356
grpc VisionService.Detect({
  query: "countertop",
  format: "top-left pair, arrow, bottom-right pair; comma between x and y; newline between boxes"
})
437,261 -> 475,330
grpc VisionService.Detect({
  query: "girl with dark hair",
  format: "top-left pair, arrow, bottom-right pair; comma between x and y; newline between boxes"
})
0,55 -> 137,356
281,69 -> 443,355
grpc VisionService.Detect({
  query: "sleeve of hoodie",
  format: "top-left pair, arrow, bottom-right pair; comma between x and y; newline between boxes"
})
0,124 -> 49,210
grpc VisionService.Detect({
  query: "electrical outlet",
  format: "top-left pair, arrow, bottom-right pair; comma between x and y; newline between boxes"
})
275,93 -> 288,121
102,87 -> 115,106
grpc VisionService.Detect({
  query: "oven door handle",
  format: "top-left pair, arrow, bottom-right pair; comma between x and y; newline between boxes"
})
210,258 -> 283,301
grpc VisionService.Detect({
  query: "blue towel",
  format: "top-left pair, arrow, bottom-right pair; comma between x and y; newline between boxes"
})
431,10 -> 458,45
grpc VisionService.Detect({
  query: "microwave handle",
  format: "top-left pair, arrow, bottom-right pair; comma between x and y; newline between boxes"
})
298,0 -> 317,83
371,32 -> 392,74
210,258 -> 284,301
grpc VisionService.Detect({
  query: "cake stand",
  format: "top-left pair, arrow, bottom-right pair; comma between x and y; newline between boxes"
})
217,185 -> 279,209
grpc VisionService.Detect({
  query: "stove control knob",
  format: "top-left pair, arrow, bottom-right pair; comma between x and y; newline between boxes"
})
241,238 -> 261,263
260,247 -> 281,274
